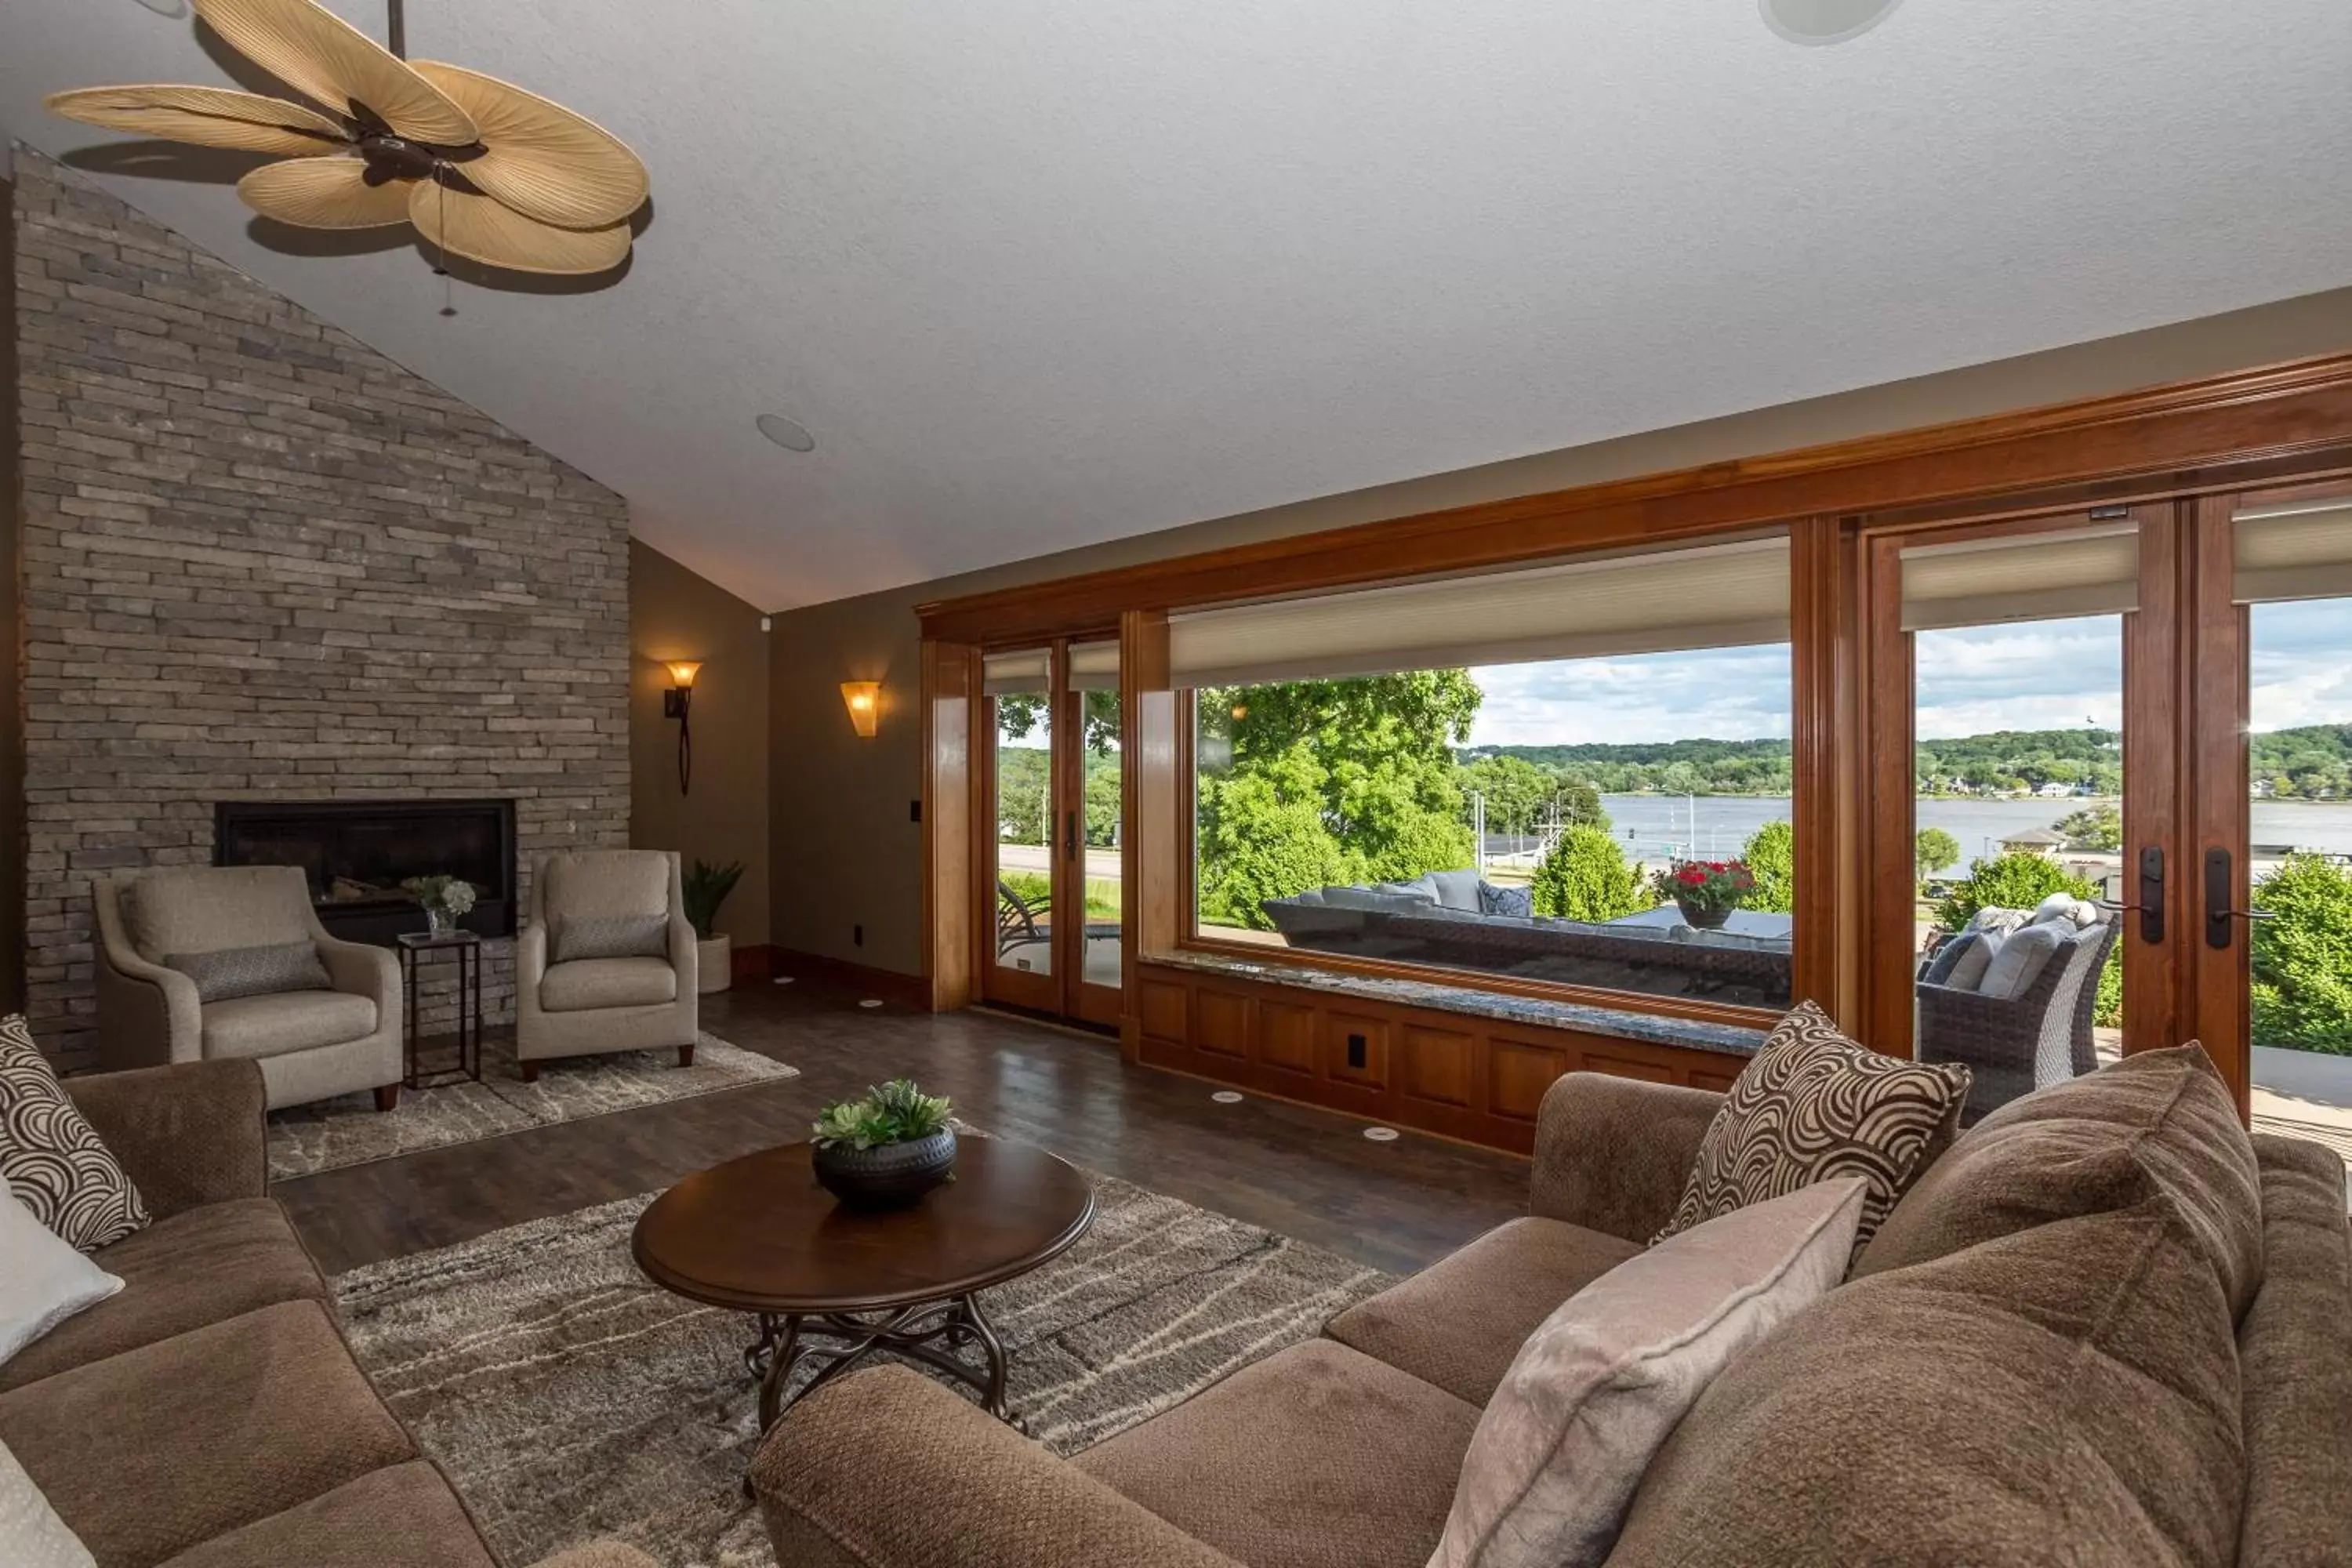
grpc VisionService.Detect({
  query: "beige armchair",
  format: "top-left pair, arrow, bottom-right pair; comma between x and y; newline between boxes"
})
93,866 -> 404,1111
517,849 -> 698,1080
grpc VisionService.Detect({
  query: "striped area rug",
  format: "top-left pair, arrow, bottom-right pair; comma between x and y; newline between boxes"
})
332,1162 -> 1392,1568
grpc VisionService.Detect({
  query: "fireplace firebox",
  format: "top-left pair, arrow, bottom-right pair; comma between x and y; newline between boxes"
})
213,799 -> 517,944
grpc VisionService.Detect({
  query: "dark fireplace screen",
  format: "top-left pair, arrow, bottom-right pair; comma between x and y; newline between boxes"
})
214,799 -> 517,942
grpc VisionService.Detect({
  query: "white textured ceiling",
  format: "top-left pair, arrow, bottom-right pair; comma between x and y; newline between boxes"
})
5,1 -> 2351,611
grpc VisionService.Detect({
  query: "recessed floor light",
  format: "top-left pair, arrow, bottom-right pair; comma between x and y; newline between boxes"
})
1363,1126 -> 1400,1142
1211,1091 -> 1244,1105
858,998 -> 884,1009
1761,0 -> 1902,45
755,413 -> 816,452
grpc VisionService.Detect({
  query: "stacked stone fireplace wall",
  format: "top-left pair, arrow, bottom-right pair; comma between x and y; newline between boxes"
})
12,149 -> 630,1069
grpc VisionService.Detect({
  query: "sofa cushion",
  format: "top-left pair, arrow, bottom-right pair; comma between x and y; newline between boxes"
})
2237,1135 -> 2352,1568
200,991 -> 377,1062
1606,1204 -> 2246,1568
1477,881 -> 1533,919
1977,918 -> 2066,999
539,957 -> 678,1014
1075,1338 -> 1478,1568
1944,928 -> 1998,990
1856,1044 -> 2264,1319
1325,1216 -> 1639,1405
1,1015 -> 151,1252
1660,1001 -> 1968,1252
0,1300 -> 414,1568
1432,1180 -> 1865,1568
0,1198 -> 328,1394
550,913 -> 670,965
162,942 -> 331,1006
126,869 -> 314,962
0,1436 -> 93,1568
151,1461 -> 495,1568
1422,869 -> 1486,913
540,852 -> 670,921
0,1186 -> 121,1377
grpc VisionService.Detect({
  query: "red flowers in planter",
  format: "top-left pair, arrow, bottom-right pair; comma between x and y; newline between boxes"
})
1653,858 -> 1756,910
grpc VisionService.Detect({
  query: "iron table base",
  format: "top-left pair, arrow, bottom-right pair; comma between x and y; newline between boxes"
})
745,1294 -> 1012,1432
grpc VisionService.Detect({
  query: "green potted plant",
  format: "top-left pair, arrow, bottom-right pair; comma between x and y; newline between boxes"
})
682,858 -> 745,995
810,1080 -> 956,1208
1653,858 -> 1756,931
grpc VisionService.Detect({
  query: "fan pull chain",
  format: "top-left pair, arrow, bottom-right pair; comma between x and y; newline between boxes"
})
434,177 -> 457,318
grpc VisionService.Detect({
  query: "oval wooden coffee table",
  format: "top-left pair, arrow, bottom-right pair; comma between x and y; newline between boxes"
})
630,1138 -> 1094,1432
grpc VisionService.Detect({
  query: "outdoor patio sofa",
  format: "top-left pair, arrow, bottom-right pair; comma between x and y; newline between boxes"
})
1261,873 -> 1792,1008
1915,899 -> 2118,1120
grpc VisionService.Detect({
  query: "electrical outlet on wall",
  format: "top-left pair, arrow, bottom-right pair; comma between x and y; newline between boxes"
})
853,924 -> 864,947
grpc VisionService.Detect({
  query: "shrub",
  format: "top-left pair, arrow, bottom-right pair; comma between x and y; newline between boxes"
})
1531,826 -> 1651,923
1914,827 -> 1960,884
1743,821 -> 1795,914
1933,853 -> 2096,934
2250,853 -> 2352,1055
1195,745 -> 1350,931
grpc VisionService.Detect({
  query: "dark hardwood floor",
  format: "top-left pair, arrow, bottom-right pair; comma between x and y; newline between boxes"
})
278,975 -> 1532,1278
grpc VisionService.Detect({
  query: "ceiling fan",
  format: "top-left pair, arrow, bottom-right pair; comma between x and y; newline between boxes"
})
46,0 -> 648,277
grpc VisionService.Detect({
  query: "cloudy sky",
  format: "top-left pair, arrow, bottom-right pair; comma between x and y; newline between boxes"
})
1464,602 -> 2352,749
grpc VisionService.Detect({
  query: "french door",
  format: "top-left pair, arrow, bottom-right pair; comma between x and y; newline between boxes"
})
980,639 -> 1125,1029
1864,505 -> 2187,1105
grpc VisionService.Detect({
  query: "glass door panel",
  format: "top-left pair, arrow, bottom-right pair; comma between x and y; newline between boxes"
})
1069,641 -> 1125,1027
2191,490 -> 2352,1145
1871,509 -> 2179,1120
985,648 -> 1059,1012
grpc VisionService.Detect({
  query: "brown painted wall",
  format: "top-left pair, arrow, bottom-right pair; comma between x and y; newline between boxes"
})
768,285 -> 2352,978
630,540 -> 771,947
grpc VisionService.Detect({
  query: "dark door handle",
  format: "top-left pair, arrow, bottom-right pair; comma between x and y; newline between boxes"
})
2204,847 -> 2275,949
2096,845 -> 2165,945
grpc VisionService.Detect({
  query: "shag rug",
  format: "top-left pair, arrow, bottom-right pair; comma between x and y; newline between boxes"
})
332,1169 -> 1392,1568
268,1034 -> 797,1180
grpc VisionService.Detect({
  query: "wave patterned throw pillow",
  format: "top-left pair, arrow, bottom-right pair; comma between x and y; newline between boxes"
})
0,1016 -> 149,1253
1657,1001 -> 1968,1253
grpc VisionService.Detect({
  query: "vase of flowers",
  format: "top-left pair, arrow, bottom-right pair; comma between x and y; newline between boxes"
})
402,874 -> 477,937
1654,859 -> 1755,931
810,1080 -> 956,1209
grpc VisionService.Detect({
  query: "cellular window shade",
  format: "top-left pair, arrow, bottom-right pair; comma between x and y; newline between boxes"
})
2234,499 -> 2352,604
982,650 -> 1051,695
1900,524 -> 2139,633
1066,641 -> 1120,691
1167,536 -> 1791,688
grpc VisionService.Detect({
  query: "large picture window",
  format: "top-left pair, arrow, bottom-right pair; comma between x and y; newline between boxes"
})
1181,537 -> 1797,1011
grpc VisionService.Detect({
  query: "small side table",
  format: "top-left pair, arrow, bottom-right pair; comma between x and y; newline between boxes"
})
396,931 -> 483,1088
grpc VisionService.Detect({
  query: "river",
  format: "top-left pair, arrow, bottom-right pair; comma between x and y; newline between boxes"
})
1475,795 -> 2352,874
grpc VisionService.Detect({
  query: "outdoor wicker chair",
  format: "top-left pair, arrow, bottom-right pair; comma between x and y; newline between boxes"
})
1916,913 -> 2118,1120
997,878 -> 1050,957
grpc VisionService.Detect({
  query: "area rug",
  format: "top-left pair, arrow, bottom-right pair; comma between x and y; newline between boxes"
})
268,1034 -> 797,1181
332,1169 -> 1392,1568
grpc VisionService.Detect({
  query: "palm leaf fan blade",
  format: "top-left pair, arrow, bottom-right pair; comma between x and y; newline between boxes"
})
408,62 -> 648,230
42,85 -> 349,156
408,180 -> 630,275
192,0 -> 477,146
238,158 -> 413,227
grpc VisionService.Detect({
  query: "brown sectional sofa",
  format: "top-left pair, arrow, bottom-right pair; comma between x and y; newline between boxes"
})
753,1062 -> 2352,1568
1,1058 -> 653,1568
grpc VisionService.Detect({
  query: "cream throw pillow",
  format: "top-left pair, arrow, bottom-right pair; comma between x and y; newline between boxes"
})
0,1437 -> 94,1568
1428,1178 -> 1865,1568
0,1185 -> 122,1368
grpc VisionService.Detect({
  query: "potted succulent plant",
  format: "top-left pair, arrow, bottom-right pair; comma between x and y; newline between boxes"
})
682,858 -> 745,995
1654,858 -> 1756,931
810,1080 -> 956,1209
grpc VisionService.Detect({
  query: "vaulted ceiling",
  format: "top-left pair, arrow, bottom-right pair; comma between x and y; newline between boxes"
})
5,1 -> 2350,611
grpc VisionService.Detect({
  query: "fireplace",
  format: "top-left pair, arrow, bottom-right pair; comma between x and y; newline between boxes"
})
214,799 -> 518,943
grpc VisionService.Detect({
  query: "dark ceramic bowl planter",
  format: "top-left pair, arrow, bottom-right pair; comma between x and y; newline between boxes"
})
812,1128 -> 958,1209
1675,896 -> 1737,931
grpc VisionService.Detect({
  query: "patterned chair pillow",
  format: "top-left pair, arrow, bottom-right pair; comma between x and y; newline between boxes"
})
1657,1001 -> 1970,1254
1478,880 -> 1534,919
552,913 -> 671,964
0,1015 -> 149,1253
162,941 -> 332,1004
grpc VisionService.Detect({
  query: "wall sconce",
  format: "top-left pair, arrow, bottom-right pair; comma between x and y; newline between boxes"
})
840,681 -> 881,739
663,661 -> 702,793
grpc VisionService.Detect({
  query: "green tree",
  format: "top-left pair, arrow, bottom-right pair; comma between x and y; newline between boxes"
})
1915,827 -> 1961,884
2250,854 -> 2352,1054
1530,826 -> 1651,923
2055,802 -> 2122,851
1195,744 -> 1352,930
1933,853 -> 2097,932
1461,755 -> 1555,839
1082,755 -> 1122,847
1742,820 -> 1795,915
994,746 -> 1051,844
1553,777 -> 1608,830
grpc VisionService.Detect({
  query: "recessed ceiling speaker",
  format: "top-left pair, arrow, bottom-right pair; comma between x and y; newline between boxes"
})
757,413 -> 818,452
1761,0 -> 1904,45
